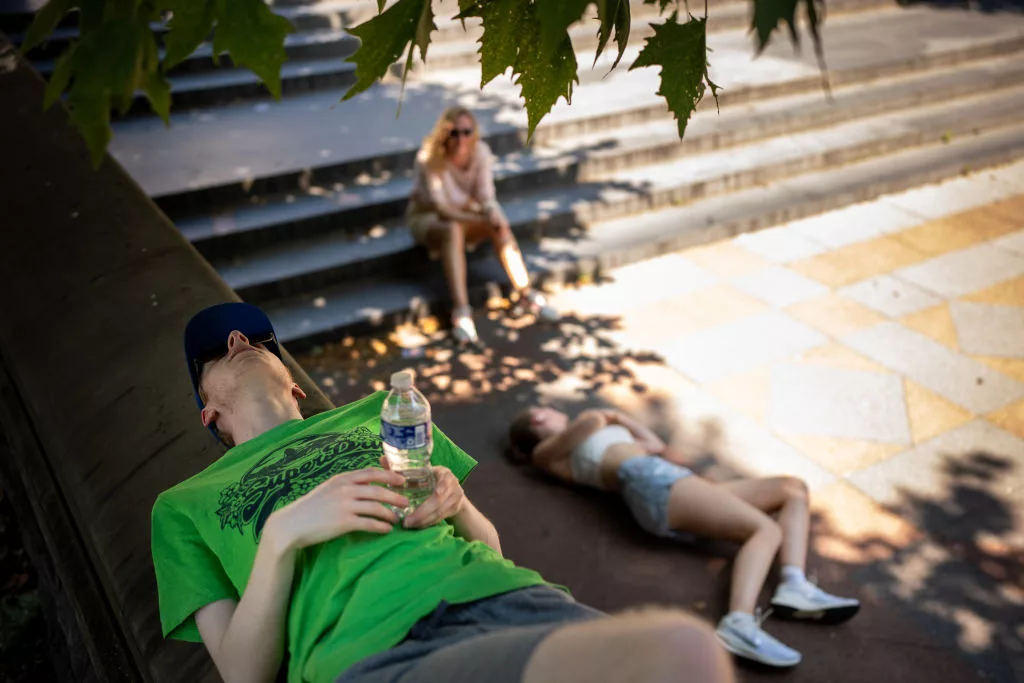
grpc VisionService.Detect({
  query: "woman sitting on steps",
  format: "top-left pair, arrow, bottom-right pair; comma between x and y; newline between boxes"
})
506,406 -> 861,669
408,106 -> 558,345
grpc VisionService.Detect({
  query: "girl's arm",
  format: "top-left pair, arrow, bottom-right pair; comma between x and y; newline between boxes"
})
533,410 -> 608,470
602,410 -> 666,454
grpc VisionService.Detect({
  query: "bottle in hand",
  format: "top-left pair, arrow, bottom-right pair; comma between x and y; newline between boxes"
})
380,370 -> 436,518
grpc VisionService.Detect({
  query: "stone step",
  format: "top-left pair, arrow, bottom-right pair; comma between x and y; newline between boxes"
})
140,6 -> 1024,213
261,123 -> 1024,346
178,55 -> 1024,261
218,85 -> 1024,304
31,28 -> 360,79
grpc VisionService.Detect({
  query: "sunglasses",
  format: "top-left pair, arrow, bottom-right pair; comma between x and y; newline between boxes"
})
193,332 -> 277,382
448,127 -> 474,139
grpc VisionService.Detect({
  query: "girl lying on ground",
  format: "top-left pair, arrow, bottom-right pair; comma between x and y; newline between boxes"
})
506,406 -> 860,668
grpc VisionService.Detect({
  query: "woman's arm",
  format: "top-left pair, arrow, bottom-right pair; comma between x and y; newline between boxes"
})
410,159 -> 490,225
602,410 -> 666,453
533,410 -> 607,470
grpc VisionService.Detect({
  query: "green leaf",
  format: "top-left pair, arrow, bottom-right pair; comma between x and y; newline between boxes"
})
43,45 -> 75,110
751,0 -> 800,52
630,12 -> 718,138
536,0 -> 590,57
514,4 -> 578,138
61,17 -> 146,165
20,0 -> 70,54
377,0 -> 386,11
595,0 -> 630,69
469,0 -> 525,87
344,0 -> 432,100
139,27 -> 172,123
212,0 -> 294,99
163,0 -> 216,72
398,0 -> 435,108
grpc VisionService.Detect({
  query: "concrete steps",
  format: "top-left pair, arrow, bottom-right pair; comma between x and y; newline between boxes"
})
172,52 -> 1024,260
264,123 -> 1024,345
215,85 -> 1024,305
38,0 -> 1024,347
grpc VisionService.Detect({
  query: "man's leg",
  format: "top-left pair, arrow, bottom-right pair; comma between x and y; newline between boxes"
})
523,608 -> 734,683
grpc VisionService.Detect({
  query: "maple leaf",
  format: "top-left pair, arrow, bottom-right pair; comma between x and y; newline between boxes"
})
629,12 -> 720,138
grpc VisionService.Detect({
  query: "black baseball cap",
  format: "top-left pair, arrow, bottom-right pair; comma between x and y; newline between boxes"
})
184,303 -> 282,435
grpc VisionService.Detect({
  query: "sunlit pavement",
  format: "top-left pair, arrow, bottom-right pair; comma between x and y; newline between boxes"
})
299,161 -> 1024,682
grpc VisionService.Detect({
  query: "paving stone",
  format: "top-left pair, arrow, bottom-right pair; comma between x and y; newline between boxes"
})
840,274 -> 945,318
895,243 -> 1024,299
658,310 -> 827,383
769,363 -> 911,442
844,322 -> 1024,414
731,265 -> 830,308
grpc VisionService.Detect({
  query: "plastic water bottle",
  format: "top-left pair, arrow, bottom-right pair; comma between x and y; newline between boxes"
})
380,370 -> 436,518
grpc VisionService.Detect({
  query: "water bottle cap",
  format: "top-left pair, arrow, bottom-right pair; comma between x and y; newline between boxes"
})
390,370 -> 413,390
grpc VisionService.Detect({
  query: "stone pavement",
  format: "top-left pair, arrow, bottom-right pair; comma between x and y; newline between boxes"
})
299,162 -> 1024,683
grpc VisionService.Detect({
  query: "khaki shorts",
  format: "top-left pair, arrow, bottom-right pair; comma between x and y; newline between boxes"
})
408,212 -> 488,259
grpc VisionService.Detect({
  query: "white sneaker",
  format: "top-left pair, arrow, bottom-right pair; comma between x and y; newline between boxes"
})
521,290 -> 559,323
771,579 -> 860,624
716,610 -> 801,668
451,311 -> 479,345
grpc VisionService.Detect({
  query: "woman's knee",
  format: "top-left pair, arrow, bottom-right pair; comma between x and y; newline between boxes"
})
781,476 -> 809,505
751,514 -> 783,548
432,220 -> 464,246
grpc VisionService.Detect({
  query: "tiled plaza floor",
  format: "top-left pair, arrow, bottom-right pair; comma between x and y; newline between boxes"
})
305,162 -> 1024,683
552,164 -> 1024,549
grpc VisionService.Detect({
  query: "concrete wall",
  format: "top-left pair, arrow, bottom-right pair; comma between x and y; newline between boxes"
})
0,35 -> 333,683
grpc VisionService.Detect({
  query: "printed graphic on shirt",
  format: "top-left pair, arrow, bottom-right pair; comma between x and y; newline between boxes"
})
216,427 -> 382,541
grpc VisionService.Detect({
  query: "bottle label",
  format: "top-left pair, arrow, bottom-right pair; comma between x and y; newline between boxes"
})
380,420 -> 428,449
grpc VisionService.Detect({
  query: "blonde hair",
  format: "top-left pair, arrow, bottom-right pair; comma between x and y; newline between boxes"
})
419,106 -> 479,171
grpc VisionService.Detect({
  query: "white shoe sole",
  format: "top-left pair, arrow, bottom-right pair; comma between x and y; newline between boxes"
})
715,630 -> 801,668
770,601 -> 860,624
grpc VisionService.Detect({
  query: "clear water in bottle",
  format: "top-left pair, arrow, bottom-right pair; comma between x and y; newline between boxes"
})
380,370 -> 436,518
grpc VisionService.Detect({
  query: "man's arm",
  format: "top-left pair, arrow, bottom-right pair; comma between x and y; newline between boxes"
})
193,469 -> 408,683
450,498 -> 502,555
195,521 -> 296,683
403,466 -> 502,555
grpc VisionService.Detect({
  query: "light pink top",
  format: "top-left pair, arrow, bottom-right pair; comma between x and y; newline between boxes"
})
408,141 -> 497,216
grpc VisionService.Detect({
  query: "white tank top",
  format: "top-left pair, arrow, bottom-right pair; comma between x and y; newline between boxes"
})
569,425 -> 634,488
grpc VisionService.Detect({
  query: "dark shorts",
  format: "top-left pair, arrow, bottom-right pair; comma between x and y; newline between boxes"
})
335,586 -> 604,683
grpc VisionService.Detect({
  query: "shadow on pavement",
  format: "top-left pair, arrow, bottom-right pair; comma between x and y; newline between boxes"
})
298,302 -> 1024,683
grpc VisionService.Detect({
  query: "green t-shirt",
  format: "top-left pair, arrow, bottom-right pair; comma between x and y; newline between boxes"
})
152,392 -> 548,683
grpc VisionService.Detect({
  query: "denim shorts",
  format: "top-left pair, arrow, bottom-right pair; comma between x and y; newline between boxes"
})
335,586 -> 603,683
617,456 -> 695,540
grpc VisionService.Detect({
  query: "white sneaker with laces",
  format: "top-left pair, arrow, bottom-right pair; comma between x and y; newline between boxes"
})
522,290 -> 559,323
771,579 -> 860,624
716,609 -> 801,668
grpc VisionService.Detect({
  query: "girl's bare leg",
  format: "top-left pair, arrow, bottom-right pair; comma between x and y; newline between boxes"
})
716,477 -> 809,571
666,476 -> 782,614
